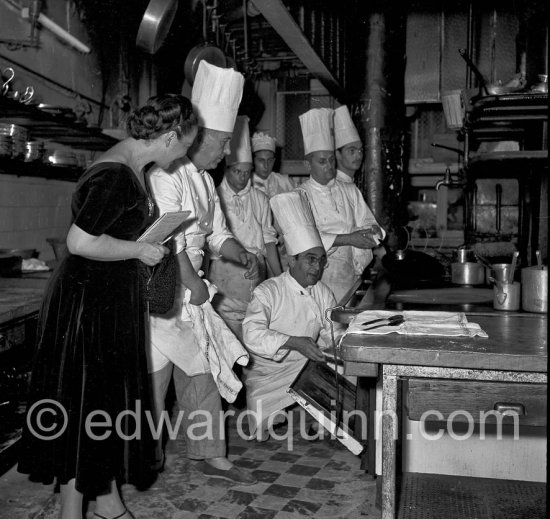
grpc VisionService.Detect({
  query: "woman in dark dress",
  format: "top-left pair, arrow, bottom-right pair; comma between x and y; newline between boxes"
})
18,94 -> 198,519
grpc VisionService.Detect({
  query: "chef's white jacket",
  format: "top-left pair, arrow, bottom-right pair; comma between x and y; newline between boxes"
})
216,177 -> 277,257
146,157 -> 234,375
297,177 -> 385,303
242,270 -> 341,435
252,171 -> 294,199
336,168 -> 354,183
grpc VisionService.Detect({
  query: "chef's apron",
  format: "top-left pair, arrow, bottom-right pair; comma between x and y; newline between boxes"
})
209,203 -> 268,340
243,290 -> 324,436
209,255 -> 266,340
321,245 -> 371,305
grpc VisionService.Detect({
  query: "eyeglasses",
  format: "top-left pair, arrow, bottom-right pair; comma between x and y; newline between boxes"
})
298,254 -> 328,268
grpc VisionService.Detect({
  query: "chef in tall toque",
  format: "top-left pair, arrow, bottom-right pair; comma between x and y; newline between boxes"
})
251,131 -> 295,273
334,105 -> 364,183
297,107 -> 385,304
209,116 -> 282,341
251,131 -> 294,198
146,61 -> 258,485
242,190 -> 344,441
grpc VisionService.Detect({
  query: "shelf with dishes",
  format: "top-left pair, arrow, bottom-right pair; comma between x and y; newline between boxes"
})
0,156 -> 83,182
0,96 -> 117,151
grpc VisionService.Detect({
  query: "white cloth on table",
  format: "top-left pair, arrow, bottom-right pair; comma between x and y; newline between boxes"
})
345,310 -> 488,338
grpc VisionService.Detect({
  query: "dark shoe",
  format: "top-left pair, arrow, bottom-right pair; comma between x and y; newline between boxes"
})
197,461 -> 258,485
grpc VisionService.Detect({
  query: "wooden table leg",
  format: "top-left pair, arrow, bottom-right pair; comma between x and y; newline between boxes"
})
381,365 -> 398,519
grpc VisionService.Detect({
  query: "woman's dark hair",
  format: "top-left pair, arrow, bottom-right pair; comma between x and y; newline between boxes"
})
127,93 -> 198,140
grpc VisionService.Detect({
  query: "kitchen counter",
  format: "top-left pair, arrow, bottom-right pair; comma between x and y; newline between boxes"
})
0,273 -> 51,324
339,299 -> 547,519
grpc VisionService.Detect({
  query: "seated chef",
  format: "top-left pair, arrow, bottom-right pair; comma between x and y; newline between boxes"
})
241,190 -> 345,441
210,116 -> 282,340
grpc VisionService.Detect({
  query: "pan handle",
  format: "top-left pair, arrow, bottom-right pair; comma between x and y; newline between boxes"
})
458,48 -> 490,97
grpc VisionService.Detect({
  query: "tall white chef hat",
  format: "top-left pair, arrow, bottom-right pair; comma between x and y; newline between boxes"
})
270,191 -> 323,256
191,61 -> 245,132
334,105 -> 361,149
299,108 -> 334,156
227,116 -> 252,166
251,131 -> 277,153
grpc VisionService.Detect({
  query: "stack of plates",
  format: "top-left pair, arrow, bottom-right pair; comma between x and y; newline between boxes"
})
0,135 -> 12,158
0,123 -> 29,159
24,141 -> 45,162
44,148 -> 78,166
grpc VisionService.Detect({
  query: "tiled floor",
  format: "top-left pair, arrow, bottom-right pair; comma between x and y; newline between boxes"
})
0,407 -> 380,519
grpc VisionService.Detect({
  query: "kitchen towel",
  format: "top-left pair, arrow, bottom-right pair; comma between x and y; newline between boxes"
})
345,310 -> 488,338
183,278 -> 250,403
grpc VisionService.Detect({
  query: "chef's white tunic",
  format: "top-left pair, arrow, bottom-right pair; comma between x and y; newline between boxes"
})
242,271 -> 338,435
209,178 -> 278,336
336,169 -> 354,183
252,172 -> 295,272
297,177 -> 385,303
252,171 -> 295,199
146,157 -> 234,375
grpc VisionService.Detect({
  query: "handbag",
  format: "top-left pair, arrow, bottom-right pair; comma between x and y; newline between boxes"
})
141,239 -> 177,314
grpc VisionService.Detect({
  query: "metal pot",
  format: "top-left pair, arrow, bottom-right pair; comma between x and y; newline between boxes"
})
451,262 -> 485,285
183,43 -> 226,86
136,0 -> 179,55
521,266 -> 548,313
458,48 -> 523,101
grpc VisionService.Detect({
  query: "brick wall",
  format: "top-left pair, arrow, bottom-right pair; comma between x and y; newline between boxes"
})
0,175 -> 74,261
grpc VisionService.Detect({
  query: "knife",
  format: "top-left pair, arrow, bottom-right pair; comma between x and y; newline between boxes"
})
361,315 -> 405,330
360,314 -> 403,326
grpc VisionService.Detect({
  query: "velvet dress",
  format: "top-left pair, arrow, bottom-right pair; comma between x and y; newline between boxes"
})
18,163 -> 157,496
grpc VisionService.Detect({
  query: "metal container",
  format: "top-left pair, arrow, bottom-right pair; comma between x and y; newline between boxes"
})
451,262 -> 485,285
490,263 -> 513,283
521,266 -> 548,313
493,281 -> 521,311
456,247 -> 472,263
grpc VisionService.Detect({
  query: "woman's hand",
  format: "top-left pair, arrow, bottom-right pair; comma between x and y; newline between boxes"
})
138,243 -> 169,266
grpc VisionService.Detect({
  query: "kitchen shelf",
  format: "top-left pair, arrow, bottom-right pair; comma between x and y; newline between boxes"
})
0,157 -> 82,182
0,96 -> 117,151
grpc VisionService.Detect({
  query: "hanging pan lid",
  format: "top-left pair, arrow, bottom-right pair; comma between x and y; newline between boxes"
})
136,0 -> 179,54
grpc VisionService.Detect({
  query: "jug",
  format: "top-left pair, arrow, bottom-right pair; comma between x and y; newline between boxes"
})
521,266 -> 548,313
493,281 -> 521,311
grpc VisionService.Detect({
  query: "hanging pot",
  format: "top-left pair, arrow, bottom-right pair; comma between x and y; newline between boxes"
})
183,43 -> 226,85
136,0 -> 179,55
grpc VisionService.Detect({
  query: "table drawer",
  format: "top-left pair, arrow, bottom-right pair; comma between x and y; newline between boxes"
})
405,379 -> 547,426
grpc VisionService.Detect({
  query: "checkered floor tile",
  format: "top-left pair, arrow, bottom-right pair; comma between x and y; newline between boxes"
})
3,407 -> 379,518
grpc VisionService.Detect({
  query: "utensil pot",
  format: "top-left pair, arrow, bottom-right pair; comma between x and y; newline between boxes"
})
493,281 -> 521,311
521,267 -> 548,313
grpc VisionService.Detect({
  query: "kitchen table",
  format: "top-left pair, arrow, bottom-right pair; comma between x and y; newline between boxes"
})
339,313 -> 547,519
